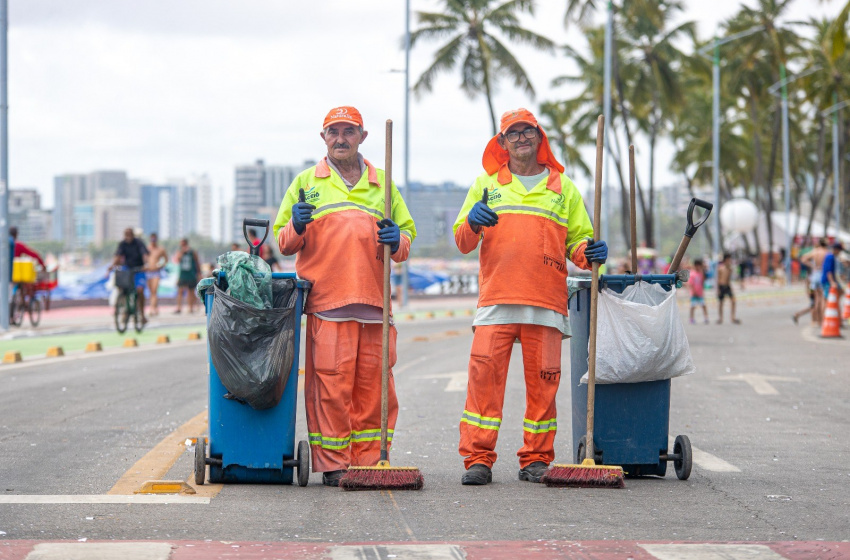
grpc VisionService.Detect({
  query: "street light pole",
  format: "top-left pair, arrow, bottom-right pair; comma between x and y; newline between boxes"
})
601,0 -> 612,247
779,64 -> 792,284
697,26 -> 765,270
0,0 -> 8,331
769,64 -> 822,285
402,0 -> 411,308
822,97 -> 848,236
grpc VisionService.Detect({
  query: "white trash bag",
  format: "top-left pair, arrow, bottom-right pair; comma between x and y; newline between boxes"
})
580,282 -> 695,384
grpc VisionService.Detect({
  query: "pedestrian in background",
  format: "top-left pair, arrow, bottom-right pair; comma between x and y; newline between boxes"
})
174,238 -> 201,314
145,232 -> 168,317
716,253 -> 740,325
273,106 -> 417,487
689,259 -> 709,324
452,108 -> 607,486
822,242 -> 844,297
801,239 -> 829,323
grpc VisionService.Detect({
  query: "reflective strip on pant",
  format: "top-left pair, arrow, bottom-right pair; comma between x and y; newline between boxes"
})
308,433 -> 351,450
460,410 -> 502,431
350,429 -> 394,443
523,417 -> 557,434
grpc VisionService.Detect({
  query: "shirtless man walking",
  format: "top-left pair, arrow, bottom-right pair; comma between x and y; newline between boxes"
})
716,253 -> 740,324
145,232 -> 168,316
801,239 -> 829,324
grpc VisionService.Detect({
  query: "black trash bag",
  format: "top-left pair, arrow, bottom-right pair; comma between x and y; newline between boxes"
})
208,277 -> 299,410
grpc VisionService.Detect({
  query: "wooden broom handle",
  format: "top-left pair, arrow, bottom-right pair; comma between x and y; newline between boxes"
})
586,115 -> 604,463
380,120 -> 393,460
629,145 -> 638,274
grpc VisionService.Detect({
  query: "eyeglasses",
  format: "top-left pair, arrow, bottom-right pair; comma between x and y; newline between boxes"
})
504,127 -> 538,143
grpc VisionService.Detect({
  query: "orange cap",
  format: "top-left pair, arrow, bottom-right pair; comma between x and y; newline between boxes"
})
498,108 -> 538,134
323,106 -> 364,128
482,108 -> 565,192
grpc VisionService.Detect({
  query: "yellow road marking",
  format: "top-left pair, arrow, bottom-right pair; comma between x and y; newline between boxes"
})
109,410 -> 222,498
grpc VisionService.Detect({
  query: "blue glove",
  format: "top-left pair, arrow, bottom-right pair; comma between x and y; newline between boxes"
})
376,218 -> 401,254
467,188 -> 499,229
585,239 -> 608,264
291,188 -> 316,235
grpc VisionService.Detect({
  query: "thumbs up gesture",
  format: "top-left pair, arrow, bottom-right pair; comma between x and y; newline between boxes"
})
291,188 -> 316,234
467,188 -> 499,229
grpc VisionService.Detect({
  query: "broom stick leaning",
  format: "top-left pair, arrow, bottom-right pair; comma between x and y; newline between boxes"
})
340,119 -> 423,491
541,115 -> 625,488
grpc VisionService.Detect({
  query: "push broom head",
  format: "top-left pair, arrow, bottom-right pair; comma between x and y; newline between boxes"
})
540,459 -> 625,488
339,461 -> 424,491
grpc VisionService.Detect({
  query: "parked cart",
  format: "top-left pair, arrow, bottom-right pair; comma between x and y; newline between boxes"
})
194,219 -> 311,486
568,273 -> 693,480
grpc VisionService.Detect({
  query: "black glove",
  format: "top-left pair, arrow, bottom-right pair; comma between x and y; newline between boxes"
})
292,188 -> 316,235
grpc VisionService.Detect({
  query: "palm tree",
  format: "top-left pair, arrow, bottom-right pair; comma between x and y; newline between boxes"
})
617,0 -> 694,248
409,0 -> 555,134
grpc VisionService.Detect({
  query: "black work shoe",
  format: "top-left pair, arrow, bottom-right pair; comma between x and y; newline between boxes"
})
518,461 -> 549,483
461,464 -> 492,485
322,469 -> 346,487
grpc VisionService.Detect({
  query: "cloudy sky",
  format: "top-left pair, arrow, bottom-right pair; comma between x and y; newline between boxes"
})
7,0 -> 843,210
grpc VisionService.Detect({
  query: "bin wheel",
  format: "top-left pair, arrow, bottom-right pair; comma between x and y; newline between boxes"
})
194,436 -> 206,486
297,440 -> 309,487
673,435 -> 692,480
577,436 -> 602,464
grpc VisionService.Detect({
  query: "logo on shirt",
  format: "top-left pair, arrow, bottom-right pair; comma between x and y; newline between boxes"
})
550,193 -> 566,210
304,185 -> 320,203
487,186 -> 501,204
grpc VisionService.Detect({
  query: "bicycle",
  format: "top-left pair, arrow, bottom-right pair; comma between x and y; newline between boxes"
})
9,283 -> 42,327
114,267 -> 145,334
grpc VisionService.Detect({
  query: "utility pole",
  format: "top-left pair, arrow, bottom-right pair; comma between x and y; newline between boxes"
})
0,0 -> 9,331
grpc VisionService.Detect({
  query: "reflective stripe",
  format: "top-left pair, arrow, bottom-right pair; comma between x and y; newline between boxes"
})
494,205 -> 569,225
308,432 -> 351,450
522,417 -> 557,434
316,201 -> 383,219
351,429 -> 394,443
460,410 -> 501,431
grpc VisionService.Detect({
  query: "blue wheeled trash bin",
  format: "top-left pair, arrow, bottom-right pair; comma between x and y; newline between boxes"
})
569,274 -> 692,480
193,219 -> 312,486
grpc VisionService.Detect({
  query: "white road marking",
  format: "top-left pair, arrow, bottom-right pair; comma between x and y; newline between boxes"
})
26,542 -> 173,560
717,372 -> 800,395
640,543 -> 787,559
0,494 -> 209,504
329,544 -> 466,560
420,371 -> 467,392
669,437 -> 741,473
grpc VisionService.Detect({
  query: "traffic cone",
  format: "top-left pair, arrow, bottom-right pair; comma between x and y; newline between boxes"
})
821,286 -> 843,338
843,292 -> 850,321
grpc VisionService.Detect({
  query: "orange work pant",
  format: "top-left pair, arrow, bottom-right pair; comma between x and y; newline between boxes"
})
304,315 -> 398,473
459,323 -> 562,470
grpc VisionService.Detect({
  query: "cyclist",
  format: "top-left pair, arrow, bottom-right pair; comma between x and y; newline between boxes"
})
111,227 -> 149,325
8,226 -> 46,280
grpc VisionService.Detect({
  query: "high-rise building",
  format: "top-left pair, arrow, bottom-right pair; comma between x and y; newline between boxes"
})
9,188 -> 50,242
232,159 -> 315,241
53,174 -> 88,244
193,174 -> 213,240
405,182 -> 468,249
93,199 -> 141,247
89,170 -> 129,200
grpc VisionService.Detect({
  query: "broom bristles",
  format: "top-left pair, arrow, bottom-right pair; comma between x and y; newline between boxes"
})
541,461 -> 625,488
339,465 -> 424,491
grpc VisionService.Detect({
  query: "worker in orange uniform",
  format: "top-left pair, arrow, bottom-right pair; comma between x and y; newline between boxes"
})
453,108 -> 608,485
273,106 -> 417,487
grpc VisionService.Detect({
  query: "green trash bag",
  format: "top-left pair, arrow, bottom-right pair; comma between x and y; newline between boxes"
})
216,251 -> 273,309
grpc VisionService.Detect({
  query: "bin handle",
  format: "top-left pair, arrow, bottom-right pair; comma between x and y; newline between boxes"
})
669,198 -> 713,273
242,219 -> 269,257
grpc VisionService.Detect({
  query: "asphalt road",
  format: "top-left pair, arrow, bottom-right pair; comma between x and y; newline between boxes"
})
1,299 -> 848,546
